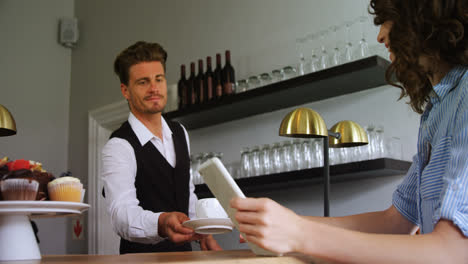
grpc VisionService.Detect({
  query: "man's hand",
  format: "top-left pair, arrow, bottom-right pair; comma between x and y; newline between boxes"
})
199,235 -> 223,251
158,212 -> 203,244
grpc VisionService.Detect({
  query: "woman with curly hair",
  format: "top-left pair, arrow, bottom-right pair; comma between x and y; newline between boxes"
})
230,0 -> 468,263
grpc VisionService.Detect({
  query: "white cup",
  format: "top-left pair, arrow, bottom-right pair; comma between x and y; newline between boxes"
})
195,198 -> 228,219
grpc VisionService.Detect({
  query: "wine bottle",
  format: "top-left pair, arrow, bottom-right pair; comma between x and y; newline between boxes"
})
222,50 -> 235,95
188,62 -> 197,105
177,64 -> 188,109
213,53 -> 223,99
196,59 -> 205,103
205,56 -> 214,101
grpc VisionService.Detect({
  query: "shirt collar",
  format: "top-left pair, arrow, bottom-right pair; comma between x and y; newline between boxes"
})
128,112 -> 173,146
430,65 -> 467,105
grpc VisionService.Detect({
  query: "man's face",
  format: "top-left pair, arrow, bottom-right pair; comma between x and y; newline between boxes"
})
121,61 -> 167,116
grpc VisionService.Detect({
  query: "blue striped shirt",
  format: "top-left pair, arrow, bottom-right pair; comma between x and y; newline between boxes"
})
393,65 -> 468,236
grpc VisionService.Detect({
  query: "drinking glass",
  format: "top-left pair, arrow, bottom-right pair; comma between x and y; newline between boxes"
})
282,66 -> 297,80
195,153 -> 205,184
260,144 -> 271,175
301,139 -> 313,168
329,148 -> 338,165
319,29 -> 330,70
215,152 -> 223,161
295,37 -> 309,75
365,125 -> 377,159
344,21 -> 354,62
250,146 -> 262,176
375,125 -> 385,158
330,25 -> 341,66
270,142 -> 283,173
306,33 -> 320,72
358,16 -> 370,58
272,69 -> 283,82
240,147 -> 251,178
291,139 -> 303,170
260,73 -> 273,86
313,139 -> 324,167
248,75 -> 261,89
237,79 -> 248,92
281,141 -> 293,172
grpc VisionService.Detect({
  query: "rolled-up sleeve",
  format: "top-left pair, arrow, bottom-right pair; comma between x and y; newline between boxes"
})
393,155 -> 420,226
439,102 -> 468,237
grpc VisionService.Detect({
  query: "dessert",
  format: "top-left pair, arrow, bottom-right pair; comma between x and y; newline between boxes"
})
1,169 -> 39,200
32,171 -> 55,200
47,176 -> 83,202
0,159 -> 56,200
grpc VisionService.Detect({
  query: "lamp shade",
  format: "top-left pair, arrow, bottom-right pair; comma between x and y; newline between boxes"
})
329,120 -> 367,148
0,105 -> 17,136
279,108 -> 328,138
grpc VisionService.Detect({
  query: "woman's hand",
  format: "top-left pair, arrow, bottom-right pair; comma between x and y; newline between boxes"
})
230,197 -> 306,254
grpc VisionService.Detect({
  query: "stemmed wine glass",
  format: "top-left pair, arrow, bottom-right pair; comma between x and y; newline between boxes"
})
330,25 -> 341,66
344,21 -> 354,62
358,16 -> 370,58
295,36 -> 309,75
319,29 -> 330,70
306,33 -> 320,72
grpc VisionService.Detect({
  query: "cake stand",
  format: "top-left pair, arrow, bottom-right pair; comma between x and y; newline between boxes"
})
0,200 -> 89,261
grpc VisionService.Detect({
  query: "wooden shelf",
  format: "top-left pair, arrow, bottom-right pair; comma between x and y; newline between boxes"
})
195,158 -> 411,198
164,56 -> 390,130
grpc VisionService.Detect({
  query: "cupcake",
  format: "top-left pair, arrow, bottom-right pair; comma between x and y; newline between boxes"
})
32,171 -> 55,200
1,169 -> 39,200
47,176 -> 83,202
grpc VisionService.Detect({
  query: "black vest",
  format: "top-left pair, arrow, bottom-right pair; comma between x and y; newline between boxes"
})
110,120 -> 192,254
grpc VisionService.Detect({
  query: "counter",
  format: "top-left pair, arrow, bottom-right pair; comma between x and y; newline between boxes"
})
10,250 -> 330,264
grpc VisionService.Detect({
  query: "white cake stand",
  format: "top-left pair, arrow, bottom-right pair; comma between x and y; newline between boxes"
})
0,201 -> 89,261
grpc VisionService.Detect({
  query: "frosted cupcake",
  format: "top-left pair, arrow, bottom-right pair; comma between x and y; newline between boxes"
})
47,176 -> 83,202
0,176 -> 39,200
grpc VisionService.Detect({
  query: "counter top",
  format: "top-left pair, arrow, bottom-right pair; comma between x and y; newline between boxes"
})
14,250 -> 330,264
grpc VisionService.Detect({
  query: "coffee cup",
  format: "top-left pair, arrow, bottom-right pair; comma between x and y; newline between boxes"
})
196,198 -> 228,219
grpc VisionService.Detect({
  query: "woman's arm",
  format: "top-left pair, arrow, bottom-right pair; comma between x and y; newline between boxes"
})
231,197 -> 468,264
302,205 -> 417,234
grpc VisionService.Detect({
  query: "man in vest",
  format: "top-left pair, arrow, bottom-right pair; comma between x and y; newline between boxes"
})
101,41 -> 221,254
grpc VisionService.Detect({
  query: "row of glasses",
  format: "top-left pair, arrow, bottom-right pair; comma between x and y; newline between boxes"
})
237,124 -> 403,179
190,152 -> 223,185
240,139 -> 326,178
295,14 -> 379,76
233,8 -> 386,95
236,66 -> 298,93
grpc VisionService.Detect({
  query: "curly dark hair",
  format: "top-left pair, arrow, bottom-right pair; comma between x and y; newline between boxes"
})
370,0 -> 468,114
114,41 -> 167,85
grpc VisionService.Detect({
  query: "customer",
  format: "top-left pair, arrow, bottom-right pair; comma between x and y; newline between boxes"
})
102,41 -> 221,254
231,0 -> 468,262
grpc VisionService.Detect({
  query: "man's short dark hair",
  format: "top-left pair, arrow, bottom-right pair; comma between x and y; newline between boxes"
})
113,41 -> 168,85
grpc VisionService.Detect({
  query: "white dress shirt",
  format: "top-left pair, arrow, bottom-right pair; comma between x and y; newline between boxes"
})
101,112 -> 198,244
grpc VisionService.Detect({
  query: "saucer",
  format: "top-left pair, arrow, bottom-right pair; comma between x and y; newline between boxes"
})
182,218 -> 234,234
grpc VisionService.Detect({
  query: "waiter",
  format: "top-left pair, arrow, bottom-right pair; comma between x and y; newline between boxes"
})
102,41 -> 221,253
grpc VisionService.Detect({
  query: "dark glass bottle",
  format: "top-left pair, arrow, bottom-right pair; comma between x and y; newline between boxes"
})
188,62 -> 197,105
205,56 -> 214,101
213,53 -> 223,99
222,50 -> 235,95
196,59 -> 205,103
177,65 -> 188,109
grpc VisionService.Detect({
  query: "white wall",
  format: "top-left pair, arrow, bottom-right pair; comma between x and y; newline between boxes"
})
71,0 -> 421,252
0,0 -> 74,254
